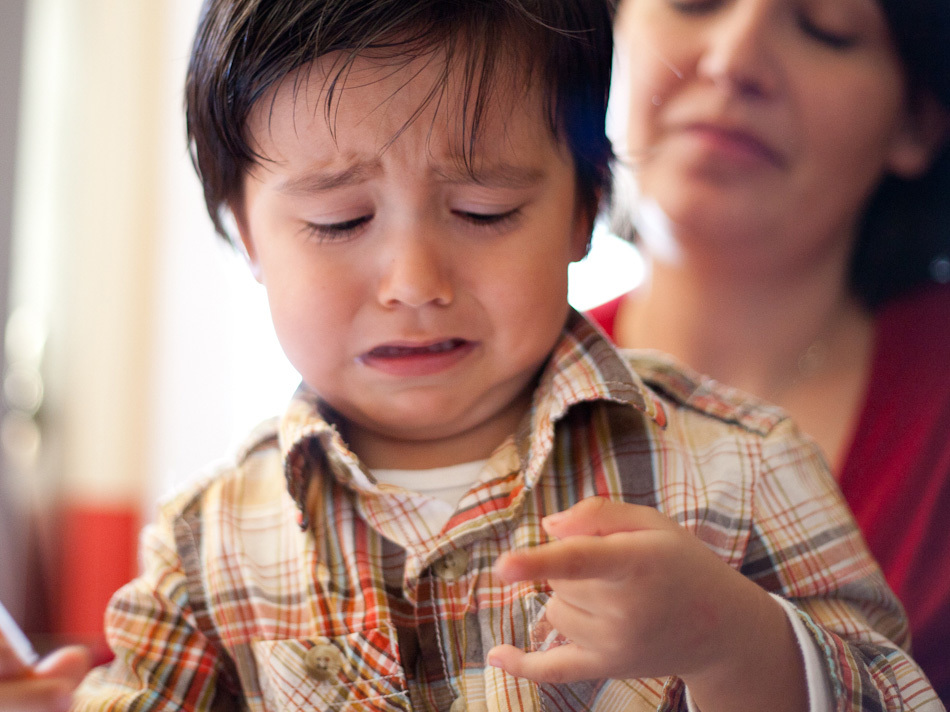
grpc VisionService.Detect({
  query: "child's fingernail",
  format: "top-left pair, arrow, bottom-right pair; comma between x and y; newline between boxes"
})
542,511 -> 564,528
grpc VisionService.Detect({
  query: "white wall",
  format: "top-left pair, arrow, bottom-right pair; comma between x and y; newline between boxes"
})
9,0 -> 300,521
146,0 -> 302,508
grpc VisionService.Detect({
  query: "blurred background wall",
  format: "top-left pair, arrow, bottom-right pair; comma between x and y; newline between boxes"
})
1,0 -> 302,655
0,0 -> 28,630
0,0 -> 641,657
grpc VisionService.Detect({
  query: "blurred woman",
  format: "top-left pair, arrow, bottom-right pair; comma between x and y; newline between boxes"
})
592,0 -> 950,698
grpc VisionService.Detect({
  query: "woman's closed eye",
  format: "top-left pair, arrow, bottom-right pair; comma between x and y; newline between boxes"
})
666,0 -> 721,15
798,14 -> 859,49
664,0 -> 860,50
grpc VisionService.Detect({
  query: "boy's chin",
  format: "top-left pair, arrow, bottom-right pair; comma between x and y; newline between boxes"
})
341,399 -> 528,470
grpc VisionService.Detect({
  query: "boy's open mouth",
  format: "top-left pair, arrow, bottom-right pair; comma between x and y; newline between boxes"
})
365,339 -> 470,359
360,338 -> 476,377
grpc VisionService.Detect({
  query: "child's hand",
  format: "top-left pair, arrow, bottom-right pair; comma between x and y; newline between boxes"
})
486,498 -> 804,710
0,642 -> 91,712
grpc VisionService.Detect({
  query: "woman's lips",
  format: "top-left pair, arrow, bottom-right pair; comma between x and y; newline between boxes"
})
359,338 -> 476,377
680,123 -> 785,168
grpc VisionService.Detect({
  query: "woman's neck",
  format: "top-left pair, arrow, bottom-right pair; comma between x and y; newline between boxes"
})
621,260 -> 846,385
615,256 -> 874,470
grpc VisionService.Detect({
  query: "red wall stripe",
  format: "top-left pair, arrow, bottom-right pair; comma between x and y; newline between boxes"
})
55,505 -> 140,662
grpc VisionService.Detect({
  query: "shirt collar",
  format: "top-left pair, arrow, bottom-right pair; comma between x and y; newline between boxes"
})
533,309 -> 666,428
278,309 -> 666,527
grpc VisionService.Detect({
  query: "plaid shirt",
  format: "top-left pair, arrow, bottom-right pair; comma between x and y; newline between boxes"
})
74,312 -> 942,711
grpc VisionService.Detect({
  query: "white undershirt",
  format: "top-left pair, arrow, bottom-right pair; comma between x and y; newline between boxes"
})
371,459 -> 487,533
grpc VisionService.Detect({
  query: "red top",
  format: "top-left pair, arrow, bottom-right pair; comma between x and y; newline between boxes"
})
587,284 -> 950,701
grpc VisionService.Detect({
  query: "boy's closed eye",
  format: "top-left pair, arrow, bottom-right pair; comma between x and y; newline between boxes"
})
453,207 -> 523,230
303,215 -> 372,242
301,205 -> 526,243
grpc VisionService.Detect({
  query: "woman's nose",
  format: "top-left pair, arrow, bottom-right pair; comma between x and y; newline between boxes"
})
696,1 -> 778,99
376,231 -> 454,309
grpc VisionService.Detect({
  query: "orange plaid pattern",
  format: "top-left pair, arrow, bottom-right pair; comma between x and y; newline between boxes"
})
73,312 -> 942,711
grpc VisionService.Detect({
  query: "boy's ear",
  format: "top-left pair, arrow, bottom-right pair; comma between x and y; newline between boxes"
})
229,202 -> 263,283
887,92 -> 950,179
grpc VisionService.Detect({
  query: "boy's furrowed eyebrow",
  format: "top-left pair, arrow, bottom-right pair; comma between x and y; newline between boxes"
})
275,161 -> 546,195
276,162 -> 379,195
436,163 -> 546,188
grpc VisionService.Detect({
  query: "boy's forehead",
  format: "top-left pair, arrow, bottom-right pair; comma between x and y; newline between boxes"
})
270,157 -> 549,198
244,50 -> 553,166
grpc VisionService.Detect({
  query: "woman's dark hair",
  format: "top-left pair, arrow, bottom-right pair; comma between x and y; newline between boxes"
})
848,0 -> 950,308
185,0 -> 615,242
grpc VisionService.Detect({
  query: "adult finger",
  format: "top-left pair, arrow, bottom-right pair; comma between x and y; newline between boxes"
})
35,647 -> 92,686
0,677 -> 76,712
0,645 -> 30,680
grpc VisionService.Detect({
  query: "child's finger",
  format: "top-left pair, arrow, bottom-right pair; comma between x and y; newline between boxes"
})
486,643 -> 603,684
494,537 -> 616,583
541,497 -> 672,540
538,593 -> 618,649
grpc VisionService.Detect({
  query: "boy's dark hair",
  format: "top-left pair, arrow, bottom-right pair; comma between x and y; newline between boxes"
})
185,0 -> 615,243
852,0 -> 950,308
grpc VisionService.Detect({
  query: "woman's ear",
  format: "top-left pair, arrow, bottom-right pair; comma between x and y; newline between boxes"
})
228,201 -> 263,283
887,92 -> 950,179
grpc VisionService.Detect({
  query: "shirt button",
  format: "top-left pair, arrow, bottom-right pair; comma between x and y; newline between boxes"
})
304,642 -> 343,682
432,549 -> 469,582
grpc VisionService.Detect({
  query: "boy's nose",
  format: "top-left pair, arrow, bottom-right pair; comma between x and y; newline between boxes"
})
696,0 -> 778,99
377,233 -> 454,309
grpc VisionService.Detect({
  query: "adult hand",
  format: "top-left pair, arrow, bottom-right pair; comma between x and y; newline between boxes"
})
0,641 -> 91,712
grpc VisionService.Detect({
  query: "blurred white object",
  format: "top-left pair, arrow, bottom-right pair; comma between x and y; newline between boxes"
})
568,221 -> 645,311
0,599 -> 39,666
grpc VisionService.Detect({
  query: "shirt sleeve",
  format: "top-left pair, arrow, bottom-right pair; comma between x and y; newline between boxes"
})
71,505 -> 233,711
773,593 -> 834,712
743,422 -> 944,711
